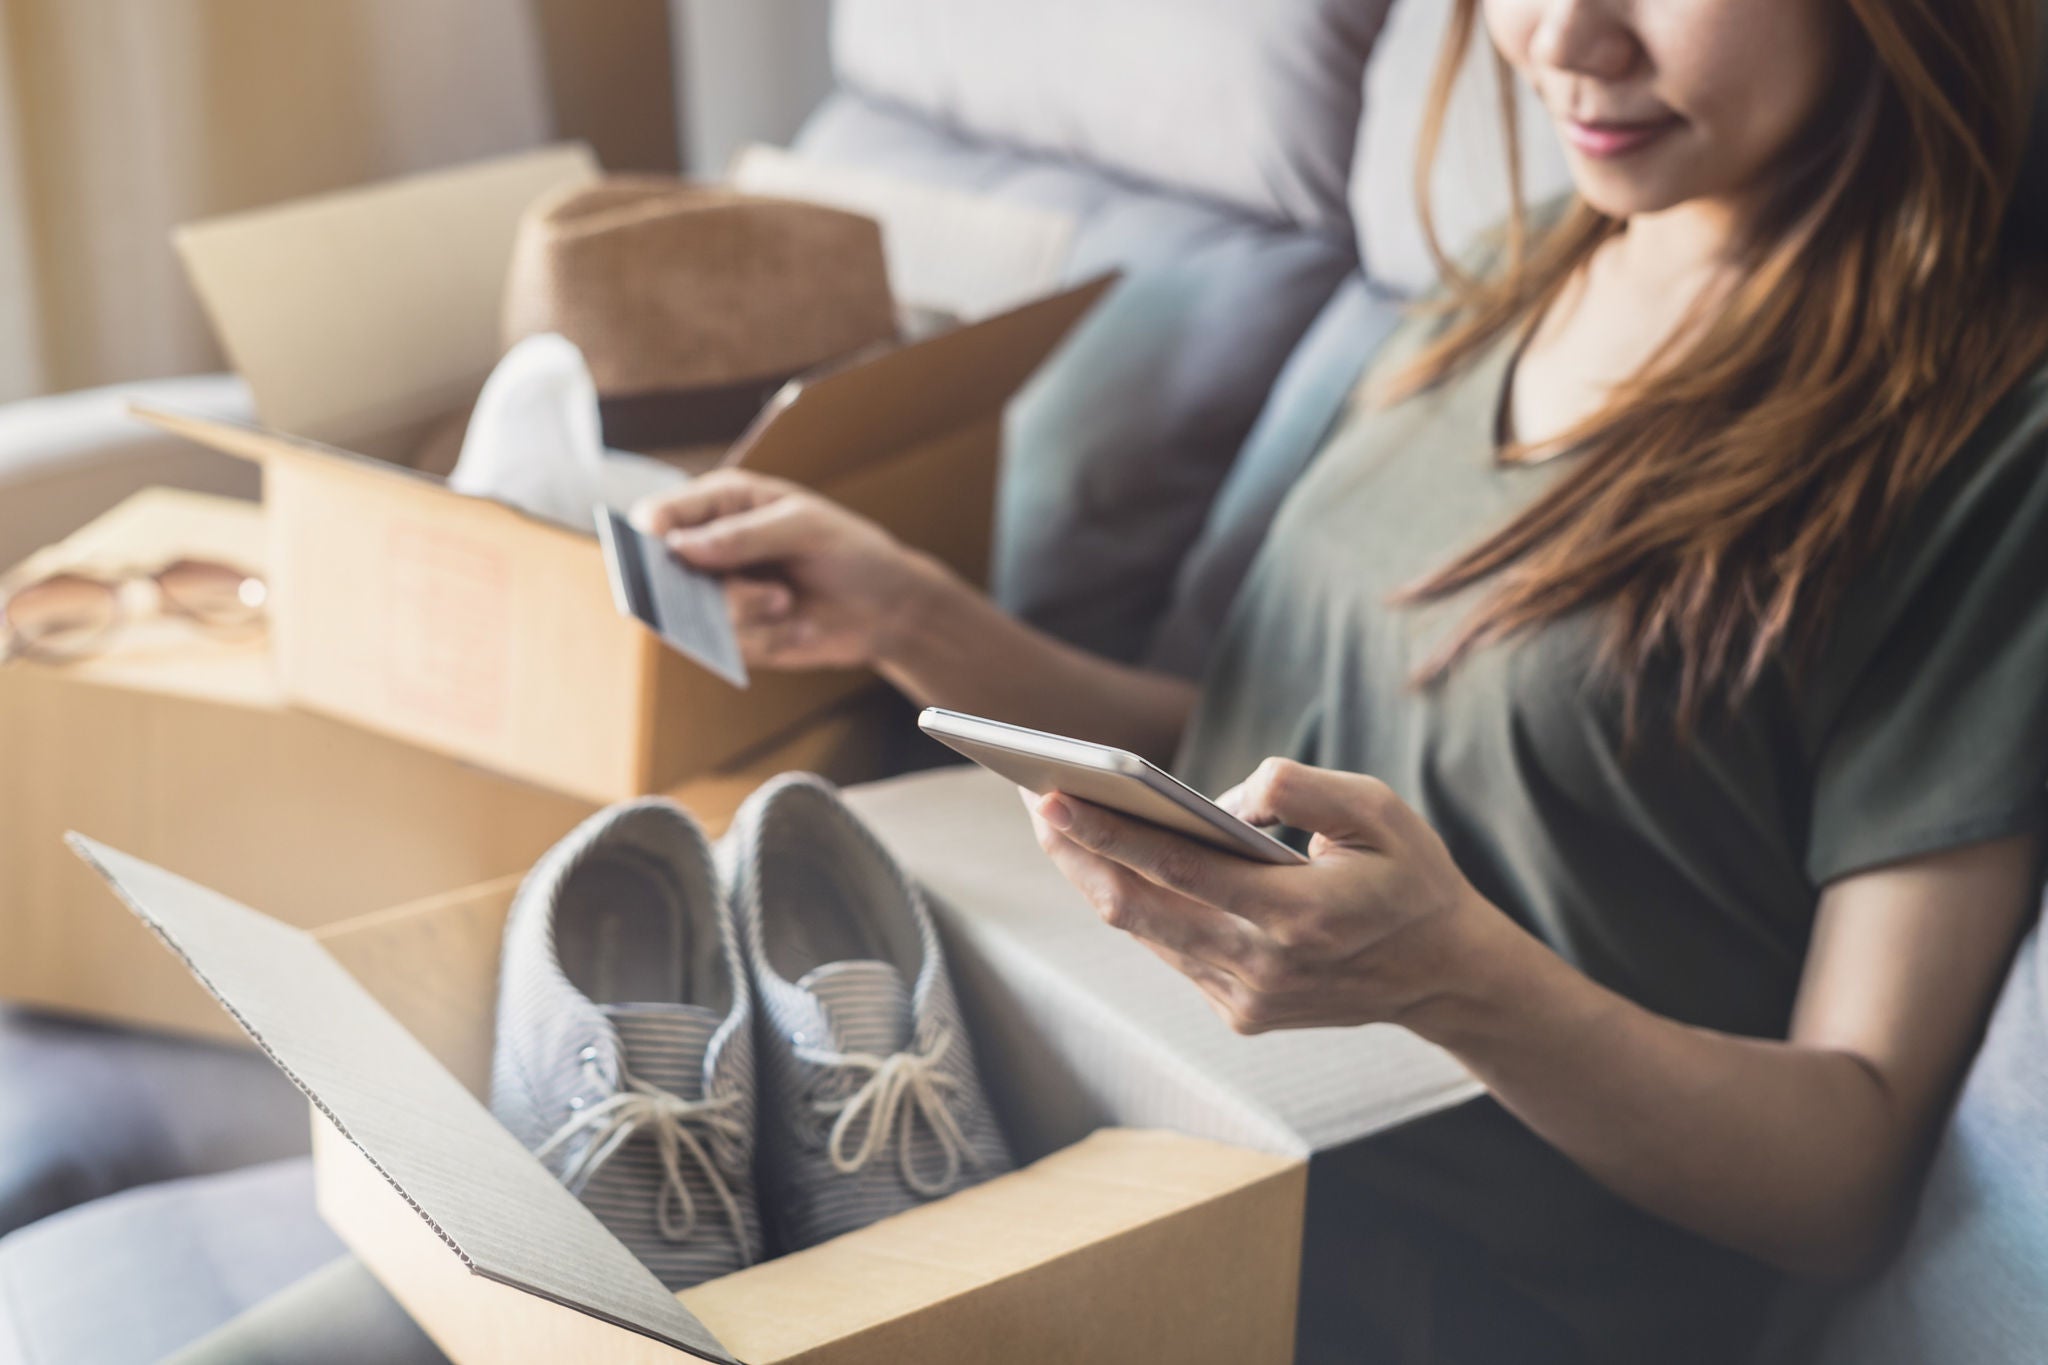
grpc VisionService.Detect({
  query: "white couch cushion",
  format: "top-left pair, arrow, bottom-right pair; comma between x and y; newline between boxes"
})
831,0 -> 1393,234
0,374 -> 256,572
1352,0 -> 1572,294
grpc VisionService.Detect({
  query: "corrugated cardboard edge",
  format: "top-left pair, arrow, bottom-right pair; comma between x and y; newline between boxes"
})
316,1123 -> 718,1365
64,833 -> 483,1275
628,627 -> 669,794
66,834 -> 738,1365
318,1118 -> 1305,1365
125,403 -> 601,547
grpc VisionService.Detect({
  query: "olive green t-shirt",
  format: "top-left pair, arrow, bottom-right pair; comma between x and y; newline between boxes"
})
1181,316 -> 2048,1042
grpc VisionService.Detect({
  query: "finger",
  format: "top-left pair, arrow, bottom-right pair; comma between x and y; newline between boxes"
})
665,498 -> 819,572
1048,839 -> 1286,986
1034,822 -> 1276,980
1037,792 -> 1269,911
725,577 -> 794,628
735,617 -> 821,666
1227,758 -> 1405,849
630,470 -> 785,537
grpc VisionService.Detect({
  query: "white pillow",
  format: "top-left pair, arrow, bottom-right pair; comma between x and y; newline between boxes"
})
831,0 -> 1392,235
1353,1 -> 1572,296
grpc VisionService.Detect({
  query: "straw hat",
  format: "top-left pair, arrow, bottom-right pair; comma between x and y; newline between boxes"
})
500,175 -> 898,451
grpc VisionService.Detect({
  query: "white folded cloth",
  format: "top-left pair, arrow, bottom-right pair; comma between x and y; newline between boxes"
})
449,333 -> 687,530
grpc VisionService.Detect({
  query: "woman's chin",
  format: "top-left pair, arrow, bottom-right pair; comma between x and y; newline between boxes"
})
1564,160 -> 1700,221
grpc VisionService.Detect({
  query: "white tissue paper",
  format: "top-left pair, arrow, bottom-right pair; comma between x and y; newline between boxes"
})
448,333 -> 689,529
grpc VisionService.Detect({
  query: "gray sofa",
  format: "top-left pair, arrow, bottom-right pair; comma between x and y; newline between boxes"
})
2,2 -> 2043,1362
0,3 -> 1405,1358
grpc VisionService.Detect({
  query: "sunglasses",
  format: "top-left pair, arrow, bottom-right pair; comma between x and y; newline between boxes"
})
0,558 -> 269,663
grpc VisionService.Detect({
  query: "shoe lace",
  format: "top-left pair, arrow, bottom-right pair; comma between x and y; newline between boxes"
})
795,1027 -> 980,1197
537,1059 -> 756,1262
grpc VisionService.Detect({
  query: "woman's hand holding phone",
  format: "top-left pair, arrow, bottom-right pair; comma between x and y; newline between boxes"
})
1027,757 -> 1511,1037
631,469 -> 947,672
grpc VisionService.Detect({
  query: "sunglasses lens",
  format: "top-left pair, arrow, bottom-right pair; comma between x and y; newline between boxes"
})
4,575 -> 119,656
157,560 -> 266,627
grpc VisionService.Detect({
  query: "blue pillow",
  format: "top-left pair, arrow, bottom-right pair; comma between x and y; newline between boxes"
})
797,95 -> 1358,665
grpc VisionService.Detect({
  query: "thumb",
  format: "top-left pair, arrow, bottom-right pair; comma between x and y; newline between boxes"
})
665,498 -> 817,572
1228,758 -> 1400,849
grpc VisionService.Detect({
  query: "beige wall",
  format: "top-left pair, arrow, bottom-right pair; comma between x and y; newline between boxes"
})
0,0 -> 678,402
671,0 -> 832,177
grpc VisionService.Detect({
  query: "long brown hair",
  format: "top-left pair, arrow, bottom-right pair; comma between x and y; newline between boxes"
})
1385,0 -> 2048,735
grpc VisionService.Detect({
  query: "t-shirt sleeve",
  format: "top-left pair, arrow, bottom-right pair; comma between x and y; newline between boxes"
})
1805,401 -> 2048,885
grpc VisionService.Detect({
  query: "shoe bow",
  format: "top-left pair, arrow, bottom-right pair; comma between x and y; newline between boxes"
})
797,1027 -> 981,1197
538,1058 -> 756,1260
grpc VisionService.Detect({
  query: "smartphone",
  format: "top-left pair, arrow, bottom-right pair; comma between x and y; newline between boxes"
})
917,707 -> 1308,865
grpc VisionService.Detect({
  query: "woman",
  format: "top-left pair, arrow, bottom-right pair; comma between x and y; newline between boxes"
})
636,0 -> 2048,1360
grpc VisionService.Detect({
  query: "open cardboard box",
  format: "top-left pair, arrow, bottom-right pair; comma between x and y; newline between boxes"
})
59,701 -> 1481,1356
0,490 -> 586,1040
136,145 -> 1111,803
0,490 -> 892,1039
68,839 -> 1308,1365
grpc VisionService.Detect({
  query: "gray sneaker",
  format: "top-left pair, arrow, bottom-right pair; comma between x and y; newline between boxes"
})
724,772 -> 1011,1253
490,798 -> 762,1290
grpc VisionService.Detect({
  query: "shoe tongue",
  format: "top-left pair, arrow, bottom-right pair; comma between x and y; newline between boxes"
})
793,959 -> 913,1056
602,1002 -> 723,1100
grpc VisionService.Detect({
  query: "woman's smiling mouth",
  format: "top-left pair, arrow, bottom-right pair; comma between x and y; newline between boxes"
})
1564,114 -> 1686,159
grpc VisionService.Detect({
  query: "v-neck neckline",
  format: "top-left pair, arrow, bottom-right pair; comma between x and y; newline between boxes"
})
1484,320 -> 1579,471
1486,322 -> 1527,453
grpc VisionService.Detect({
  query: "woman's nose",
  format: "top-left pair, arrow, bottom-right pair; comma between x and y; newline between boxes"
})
1527,0 -> 1642,82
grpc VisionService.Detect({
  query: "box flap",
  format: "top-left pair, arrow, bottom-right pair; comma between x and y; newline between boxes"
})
845,769 -> 1484,1157
731,274 -> 1116,491
137,269 -> 1114,534
676,1128 -> 1301,1363
128,405 -> 594,546
175,145 -> 599,449
66,836 -> 737,1365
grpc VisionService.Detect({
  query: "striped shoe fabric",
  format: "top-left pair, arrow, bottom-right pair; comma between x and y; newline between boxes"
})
724,772 -> 1012,1253
489,798 -> 763,1291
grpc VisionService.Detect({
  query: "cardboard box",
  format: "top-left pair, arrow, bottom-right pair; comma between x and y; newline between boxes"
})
0,490 -> 892,1039
841,770 -> 1485,1160
841,768 -> 1489,1350
71,841 -> 1308,1365
140,146 -> 1111,803
0,490 -> 591,1039
45,563 -> 1475,1356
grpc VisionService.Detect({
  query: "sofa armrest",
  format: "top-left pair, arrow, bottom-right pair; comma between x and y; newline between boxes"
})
0,375 -> 258,573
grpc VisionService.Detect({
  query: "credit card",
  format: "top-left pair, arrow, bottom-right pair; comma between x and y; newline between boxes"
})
594,507 -> 749,689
